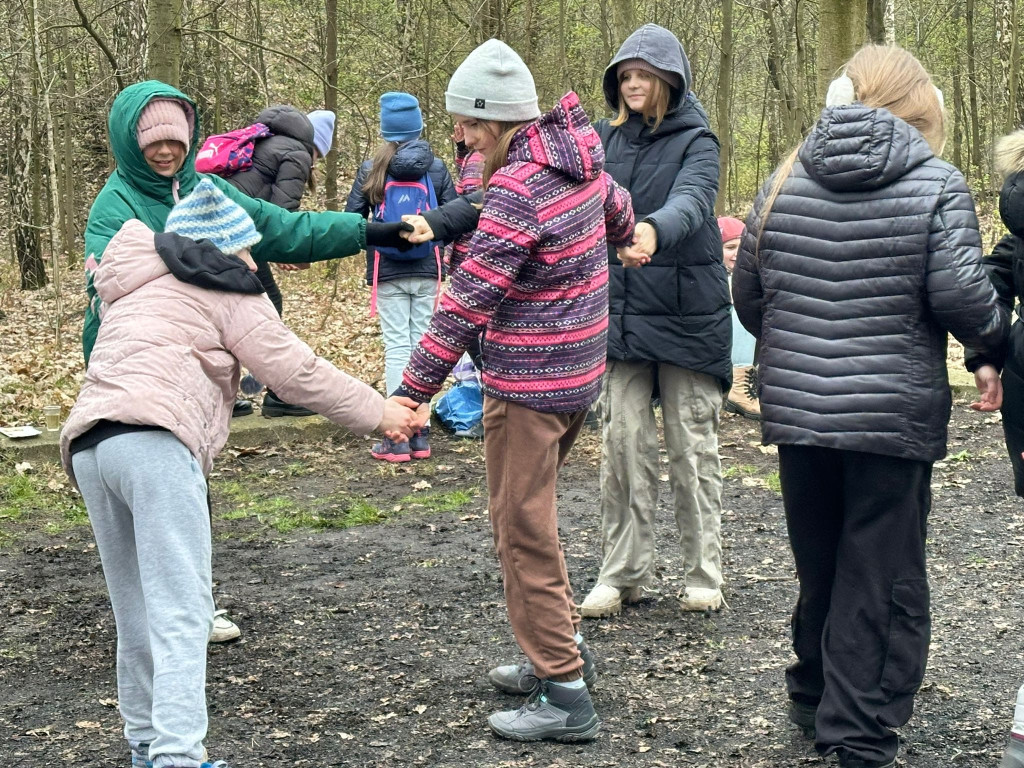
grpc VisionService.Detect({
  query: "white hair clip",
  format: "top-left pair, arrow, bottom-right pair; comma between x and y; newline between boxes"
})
934,85 -> 945,111
826,71 -> 856,107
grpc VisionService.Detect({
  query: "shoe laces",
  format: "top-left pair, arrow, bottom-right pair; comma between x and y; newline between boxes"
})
745,366 -> 759,400
523,683 -> 549,711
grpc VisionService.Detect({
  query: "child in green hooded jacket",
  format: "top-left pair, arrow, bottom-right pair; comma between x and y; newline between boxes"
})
83,80 -> 409,363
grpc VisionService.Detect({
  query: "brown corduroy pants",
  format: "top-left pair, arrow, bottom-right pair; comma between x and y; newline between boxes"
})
483,397 -> 588,681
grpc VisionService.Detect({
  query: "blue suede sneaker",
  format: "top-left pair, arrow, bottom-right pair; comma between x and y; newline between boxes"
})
409,426 -> 431,459
370,436 -> 412,463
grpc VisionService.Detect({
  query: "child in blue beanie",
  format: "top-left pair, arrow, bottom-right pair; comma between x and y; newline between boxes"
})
345,92 -> 458,463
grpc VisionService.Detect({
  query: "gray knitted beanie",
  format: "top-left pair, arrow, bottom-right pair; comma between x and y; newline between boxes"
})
445,39 -> 540,122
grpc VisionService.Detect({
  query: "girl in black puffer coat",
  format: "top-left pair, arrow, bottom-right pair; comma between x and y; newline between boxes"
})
345,92 -> 456,462
223,105 -> 337,418
734,46 -> 1006,768
579,24 -> 731,622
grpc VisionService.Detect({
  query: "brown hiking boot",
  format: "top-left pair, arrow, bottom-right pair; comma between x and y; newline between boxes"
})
725,365 -> 761,420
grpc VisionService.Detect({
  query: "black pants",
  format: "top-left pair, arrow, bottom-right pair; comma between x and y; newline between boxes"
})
779,444 -> 932,766
255,261 -> 284,317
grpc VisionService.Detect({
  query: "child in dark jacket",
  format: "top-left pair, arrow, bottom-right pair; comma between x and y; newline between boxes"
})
394,38 -> 634,743
220,105 -> 337,418
346,92 -> 457,461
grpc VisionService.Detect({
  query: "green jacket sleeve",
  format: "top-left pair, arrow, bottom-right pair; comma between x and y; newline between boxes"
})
82,191 -> 137,364
213,176 -> 367,264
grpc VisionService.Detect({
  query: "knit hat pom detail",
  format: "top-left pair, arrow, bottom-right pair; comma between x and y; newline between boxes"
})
137,98 -> 192,150
164,178 -> 262,255
616,58 -> 682,91
445,39 -> 540,123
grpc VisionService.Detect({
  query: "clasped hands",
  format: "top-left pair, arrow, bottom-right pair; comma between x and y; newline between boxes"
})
378,396 -> 432,442
616,221 -> 657,268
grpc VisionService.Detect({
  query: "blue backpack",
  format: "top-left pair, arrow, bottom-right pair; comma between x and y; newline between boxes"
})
369,174 -> 442,317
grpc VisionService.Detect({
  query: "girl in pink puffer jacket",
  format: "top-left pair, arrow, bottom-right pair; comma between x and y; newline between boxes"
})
61,178 -> 420,768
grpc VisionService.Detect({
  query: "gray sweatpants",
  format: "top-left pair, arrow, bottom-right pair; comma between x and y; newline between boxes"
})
597,361 -> 724,591
72,431 -> 212,768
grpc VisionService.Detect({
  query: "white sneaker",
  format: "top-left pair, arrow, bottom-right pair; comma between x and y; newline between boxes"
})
679,587 -> 724,612
209,609 -> 241,643
580,583 -> 643,618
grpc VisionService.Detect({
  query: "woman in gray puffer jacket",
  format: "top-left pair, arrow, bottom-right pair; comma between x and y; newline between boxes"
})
734,45 -> 1007,768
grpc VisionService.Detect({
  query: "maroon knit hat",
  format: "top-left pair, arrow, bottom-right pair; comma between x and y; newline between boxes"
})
616,58 -> 682,90
717,216 -> 745,243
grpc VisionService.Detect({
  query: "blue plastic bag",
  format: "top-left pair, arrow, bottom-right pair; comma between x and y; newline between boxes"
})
435,380 -> 483,438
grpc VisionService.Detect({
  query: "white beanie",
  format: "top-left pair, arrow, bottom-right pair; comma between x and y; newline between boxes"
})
445,39 -> 540,122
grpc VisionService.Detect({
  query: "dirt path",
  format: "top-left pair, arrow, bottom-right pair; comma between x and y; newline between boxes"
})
2,399 -> 1022,767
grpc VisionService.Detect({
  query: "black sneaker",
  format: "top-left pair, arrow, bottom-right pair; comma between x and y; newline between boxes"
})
232,399 -> 254,418
788,699 -> 817,739
488,681 -> 600,742
839,758 -> 895,768
488,638 -> 598,695
261,391 -> 315,418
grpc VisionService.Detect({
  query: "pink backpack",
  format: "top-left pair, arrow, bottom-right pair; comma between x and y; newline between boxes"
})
195,123 -> 272,175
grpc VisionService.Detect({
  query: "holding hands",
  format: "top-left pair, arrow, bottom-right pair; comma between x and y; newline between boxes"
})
616,222 -> 658,268
401,214 -> 435,245
378,396 -> 429,442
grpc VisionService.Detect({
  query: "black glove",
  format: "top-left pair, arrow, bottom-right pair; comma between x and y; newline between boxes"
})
365,221 -> 415,250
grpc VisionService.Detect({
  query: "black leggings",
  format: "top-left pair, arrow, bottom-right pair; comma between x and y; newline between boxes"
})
255,261 -> 284,317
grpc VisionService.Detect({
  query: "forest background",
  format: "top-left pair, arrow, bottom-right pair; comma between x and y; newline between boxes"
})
0,0 -> 1021,424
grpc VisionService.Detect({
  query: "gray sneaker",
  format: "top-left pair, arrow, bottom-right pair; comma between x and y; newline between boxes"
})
488,681 -> 600,742
1002,736 -> 1024,768
488,638 -> 598,695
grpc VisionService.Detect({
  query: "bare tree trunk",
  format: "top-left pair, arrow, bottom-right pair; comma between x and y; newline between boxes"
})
9,0 -> 47,289
999,0 -> 1022,133
113,0 -> 147,83
764,0 -> 801,147
609,0 -> 634,46
867,0 -> 886,44
324,0 -> 340,212
715,0 -> 734,215
818,0 -> 867,98
967,0 -> 982,176
59,27 -> 78,264
147,0 -> 183,86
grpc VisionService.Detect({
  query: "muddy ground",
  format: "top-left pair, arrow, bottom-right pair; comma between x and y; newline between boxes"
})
2,399 -> 1023,767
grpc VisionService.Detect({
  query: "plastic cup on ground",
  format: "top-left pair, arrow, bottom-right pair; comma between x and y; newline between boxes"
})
42,405 -> 61,432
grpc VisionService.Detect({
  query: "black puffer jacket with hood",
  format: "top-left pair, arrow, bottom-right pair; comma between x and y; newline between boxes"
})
597,24 -> 731,390
734,104 -> 1007,463
966,130 -> 1024,494
226,105 -> 316,211
346,139 -> 457,284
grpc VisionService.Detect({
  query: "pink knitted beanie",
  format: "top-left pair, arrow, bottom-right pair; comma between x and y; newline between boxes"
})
136,99 -> 192,150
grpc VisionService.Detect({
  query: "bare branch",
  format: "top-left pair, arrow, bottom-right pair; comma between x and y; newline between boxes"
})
69,0 -> 125,90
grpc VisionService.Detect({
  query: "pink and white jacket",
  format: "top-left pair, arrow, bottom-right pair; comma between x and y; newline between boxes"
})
61,219 -> 384,484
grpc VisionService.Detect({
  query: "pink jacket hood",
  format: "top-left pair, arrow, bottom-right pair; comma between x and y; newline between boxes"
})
62,220 -> 384,484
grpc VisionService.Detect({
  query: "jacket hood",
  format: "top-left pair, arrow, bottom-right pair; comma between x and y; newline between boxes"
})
255,105 -> 316,156
798,104 -> 933,192
506,92 -> 604,183
603,24 -> 692,112
109,81 -> 202,204
93,220 -> 173,303
388,139 -> 437,181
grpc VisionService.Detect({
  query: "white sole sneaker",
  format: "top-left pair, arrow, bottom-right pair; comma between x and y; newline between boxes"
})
210,609 -> 241,643
679,587 -> 724,612
580,583 -> 644,618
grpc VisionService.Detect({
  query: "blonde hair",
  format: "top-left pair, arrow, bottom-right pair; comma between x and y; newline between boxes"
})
757,45 -> 945,254
482,121 -> 530,187
363,141 -> 400,207
610,71 -> 671,133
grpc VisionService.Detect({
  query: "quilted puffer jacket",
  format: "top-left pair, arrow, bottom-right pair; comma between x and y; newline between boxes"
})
734,104 -> 1007,462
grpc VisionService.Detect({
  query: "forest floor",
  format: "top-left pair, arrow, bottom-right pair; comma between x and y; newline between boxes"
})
2,398 -> 1023,767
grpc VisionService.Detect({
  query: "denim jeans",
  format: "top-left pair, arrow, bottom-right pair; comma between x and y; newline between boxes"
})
376,276 -> 437,394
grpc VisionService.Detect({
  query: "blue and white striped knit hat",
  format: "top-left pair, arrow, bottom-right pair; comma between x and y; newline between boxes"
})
164,178 -> 262,255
